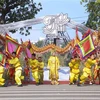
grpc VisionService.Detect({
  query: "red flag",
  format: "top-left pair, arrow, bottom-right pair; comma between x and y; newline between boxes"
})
28,40 -> 33,54
82,29 -> 91,39
27,40 -> 32,49
74,27 -> 80,46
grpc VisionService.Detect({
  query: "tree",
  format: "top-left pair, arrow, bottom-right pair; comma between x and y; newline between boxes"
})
0,0 -> 42,36
81,0 -> 100,30
35,40 -> 44,47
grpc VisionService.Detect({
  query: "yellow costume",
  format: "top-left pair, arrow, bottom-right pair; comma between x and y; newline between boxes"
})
94,64 -> 100,84
47,56 -> 60,85
8,57 -> 22,86
79,58 -> 97,84
0,65 -> 5,86
68,58 -> 80,84
38,61 -> 44,84
28,59 -> 39,84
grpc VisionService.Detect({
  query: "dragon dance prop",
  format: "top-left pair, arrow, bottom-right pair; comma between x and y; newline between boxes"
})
0,30 -> 98,57
23,41 -> 72,54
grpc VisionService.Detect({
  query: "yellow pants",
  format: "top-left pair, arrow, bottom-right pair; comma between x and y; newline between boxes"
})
70,69 -> 79,83
0,73 -> 5,86
49,69 -> 59,85
15,70 -> 22,85
38,72 -> 44,83
80,67 -> 91,84
32,71 -> 39,83
70,72 -> 79,83
49,68 -> 59,85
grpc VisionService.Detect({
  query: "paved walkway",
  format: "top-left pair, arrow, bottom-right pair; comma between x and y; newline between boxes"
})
0,84 -> 100,100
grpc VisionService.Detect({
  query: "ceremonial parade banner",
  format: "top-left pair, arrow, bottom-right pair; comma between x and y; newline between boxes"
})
5,34 -> 21,57
78,34 -> 95,58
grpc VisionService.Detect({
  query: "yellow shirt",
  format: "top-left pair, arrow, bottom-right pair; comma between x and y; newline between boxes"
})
0,66 -> 4,73
84,58 -> 97,69
68,59 -> 75,69
47,56 -> 60,69
69,58 -> 80,69
38,61 -> 44,72
47,56 -> 60,79
28,59 -> 38,72
8,57 -> 22,71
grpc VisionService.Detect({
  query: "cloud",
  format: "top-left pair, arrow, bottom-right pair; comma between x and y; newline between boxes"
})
39,37 -> 45,41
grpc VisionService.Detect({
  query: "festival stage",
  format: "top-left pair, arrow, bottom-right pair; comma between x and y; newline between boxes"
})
23,67 -> 100,85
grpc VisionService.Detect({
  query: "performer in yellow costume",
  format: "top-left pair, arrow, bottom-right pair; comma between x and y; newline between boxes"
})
68,55 -> 80,85
8,52 -> 23,87
0,65 -> 6,87
47,52 -> 60,85
93,56 -> 100,84
77,55 -> 97,86
28,53 -> 39,85
38,56 -> 44,84
93,63 -> 100,84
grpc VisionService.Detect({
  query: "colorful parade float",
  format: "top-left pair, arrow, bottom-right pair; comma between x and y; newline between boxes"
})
0,13 -> 99,84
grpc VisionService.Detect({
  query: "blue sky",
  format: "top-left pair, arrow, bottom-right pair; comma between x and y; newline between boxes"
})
10,0 -> 88,43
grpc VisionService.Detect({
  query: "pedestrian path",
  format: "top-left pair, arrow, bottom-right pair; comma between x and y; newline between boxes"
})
0,84 -> 100,100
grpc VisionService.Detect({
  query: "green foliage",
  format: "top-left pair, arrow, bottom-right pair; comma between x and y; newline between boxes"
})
80,0 -> 100,30
58,54 -> 65,67
43,52 -> 51,66
35,40 -> 44,47
0,0 -> 42,35
65,53 -> 72,66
